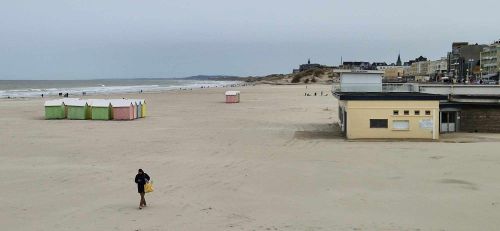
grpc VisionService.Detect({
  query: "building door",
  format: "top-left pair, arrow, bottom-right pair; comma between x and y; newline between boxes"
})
441,111 -> 457,133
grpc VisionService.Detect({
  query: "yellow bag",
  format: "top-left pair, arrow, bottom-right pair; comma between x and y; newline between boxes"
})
145,181 -> 154,193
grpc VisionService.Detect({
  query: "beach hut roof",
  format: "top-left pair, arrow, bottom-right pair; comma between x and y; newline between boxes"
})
90,99 -> 111,107
60,98 -> 81,104
65,100 -> 88,106
44,99 -> 64,106
225,91 -> 240,96
109,99 -> 133,107
128,99 -> 145,104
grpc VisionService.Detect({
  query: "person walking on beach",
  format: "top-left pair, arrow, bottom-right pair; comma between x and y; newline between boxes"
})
135,169 -> 150,209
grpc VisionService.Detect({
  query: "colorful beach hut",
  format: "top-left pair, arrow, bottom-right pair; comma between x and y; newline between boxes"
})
141,100 -> 147,117
110,100 -> 135,120
44,100 -> 66,119
90,99 -> 112,120
225,91 -> 240,103
129,99 -> 146,118
66,100 -> 89,120
131,100 -> 138,119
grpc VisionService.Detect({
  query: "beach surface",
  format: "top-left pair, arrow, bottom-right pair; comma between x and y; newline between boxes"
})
1,84 -> 500,230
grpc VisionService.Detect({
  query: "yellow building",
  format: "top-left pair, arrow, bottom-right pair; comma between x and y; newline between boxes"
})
336,92 -> 446,140
383,67 -> 405,80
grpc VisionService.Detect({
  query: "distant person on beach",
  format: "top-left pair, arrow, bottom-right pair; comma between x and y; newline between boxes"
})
135,169 -> 150,209
41,94 -> 44,98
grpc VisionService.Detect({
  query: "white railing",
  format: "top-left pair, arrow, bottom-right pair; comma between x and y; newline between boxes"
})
382,83 -> 416,92
333,83 -> 500,95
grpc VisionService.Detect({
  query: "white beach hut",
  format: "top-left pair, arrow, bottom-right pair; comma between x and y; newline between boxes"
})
225,91 -> 240,103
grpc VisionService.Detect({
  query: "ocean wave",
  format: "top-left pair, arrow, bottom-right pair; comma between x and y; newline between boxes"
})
0,80 -> 242,98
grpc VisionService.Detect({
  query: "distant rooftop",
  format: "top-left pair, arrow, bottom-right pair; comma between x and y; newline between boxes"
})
334,92 -> 448,101
335,70 -> 384,74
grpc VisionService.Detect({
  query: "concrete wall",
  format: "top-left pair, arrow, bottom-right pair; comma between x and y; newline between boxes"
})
344,100 -> 440,139
460,107 -> 500,133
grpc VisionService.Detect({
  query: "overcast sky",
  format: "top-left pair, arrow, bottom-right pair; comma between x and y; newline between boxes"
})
1,0 -> 499,79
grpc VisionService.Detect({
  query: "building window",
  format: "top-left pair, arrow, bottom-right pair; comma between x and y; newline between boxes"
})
404,110 -> 409,115
370,119 -> 388,128
415,110 -> 420,115
425,110 -> 431,115
393,110 -> 399,115
393,120 -> 410,130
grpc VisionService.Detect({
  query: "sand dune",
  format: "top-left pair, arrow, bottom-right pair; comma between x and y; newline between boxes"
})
1,85 -> 500,230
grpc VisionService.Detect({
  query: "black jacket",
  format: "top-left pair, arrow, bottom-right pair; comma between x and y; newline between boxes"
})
135,173 -> 150,186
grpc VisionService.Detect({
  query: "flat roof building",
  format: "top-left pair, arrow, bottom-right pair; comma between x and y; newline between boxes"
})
335,92 -> 446,140
337,70 -> 384,92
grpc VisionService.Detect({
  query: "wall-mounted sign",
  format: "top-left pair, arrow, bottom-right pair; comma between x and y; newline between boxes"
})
419,119 -> 433,129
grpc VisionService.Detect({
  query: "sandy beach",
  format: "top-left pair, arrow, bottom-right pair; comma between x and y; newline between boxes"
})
1,84 -> 500,230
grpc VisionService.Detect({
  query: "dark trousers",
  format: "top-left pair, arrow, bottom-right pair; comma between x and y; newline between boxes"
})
140,193 -> 147,207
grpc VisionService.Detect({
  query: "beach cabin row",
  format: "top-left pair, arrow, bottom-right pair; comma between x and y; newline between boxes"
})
225,91 -> 240,103
44,99 -> 147,120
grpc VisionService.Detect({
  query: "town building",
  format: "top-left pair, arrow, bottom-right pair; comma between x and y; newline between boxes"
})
293,59 -> 333,73
371,62 -> 388,69
396,54 -> 402,66
427,57 -> 448,80
448,42 -> 487,81
407,56 -> 428,65
480,40 -> 500,79
341,61 -> 371,70
382,67 -> 407,81
406,60 -> 430,81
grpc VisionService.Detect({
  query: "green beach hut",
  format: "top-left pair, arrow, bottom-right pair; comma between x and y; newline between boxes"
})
90,99 -> 112,120
66,100 -> 89,120
44,100 -> 66,119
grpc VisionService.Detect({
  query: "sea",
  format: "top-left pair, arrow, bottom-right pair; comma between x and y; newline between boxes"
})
0,79 -> 242,98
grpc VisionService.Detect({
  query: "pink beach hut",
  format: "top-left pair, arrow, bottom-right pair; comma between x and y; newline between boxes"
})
130,100 -> 138,119
225,91 -> 240,103
110,100 -> 135,120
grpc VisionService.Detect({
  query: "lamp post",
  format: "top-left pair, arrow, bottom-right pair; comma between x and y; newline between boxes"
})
468,59 -> 474,83
453,62 -> 459,83
466,68 -> 469,84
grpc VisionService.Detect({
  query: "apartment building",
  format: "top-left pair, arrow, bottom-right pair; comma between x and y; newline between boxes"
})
480,40 -> 500,76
